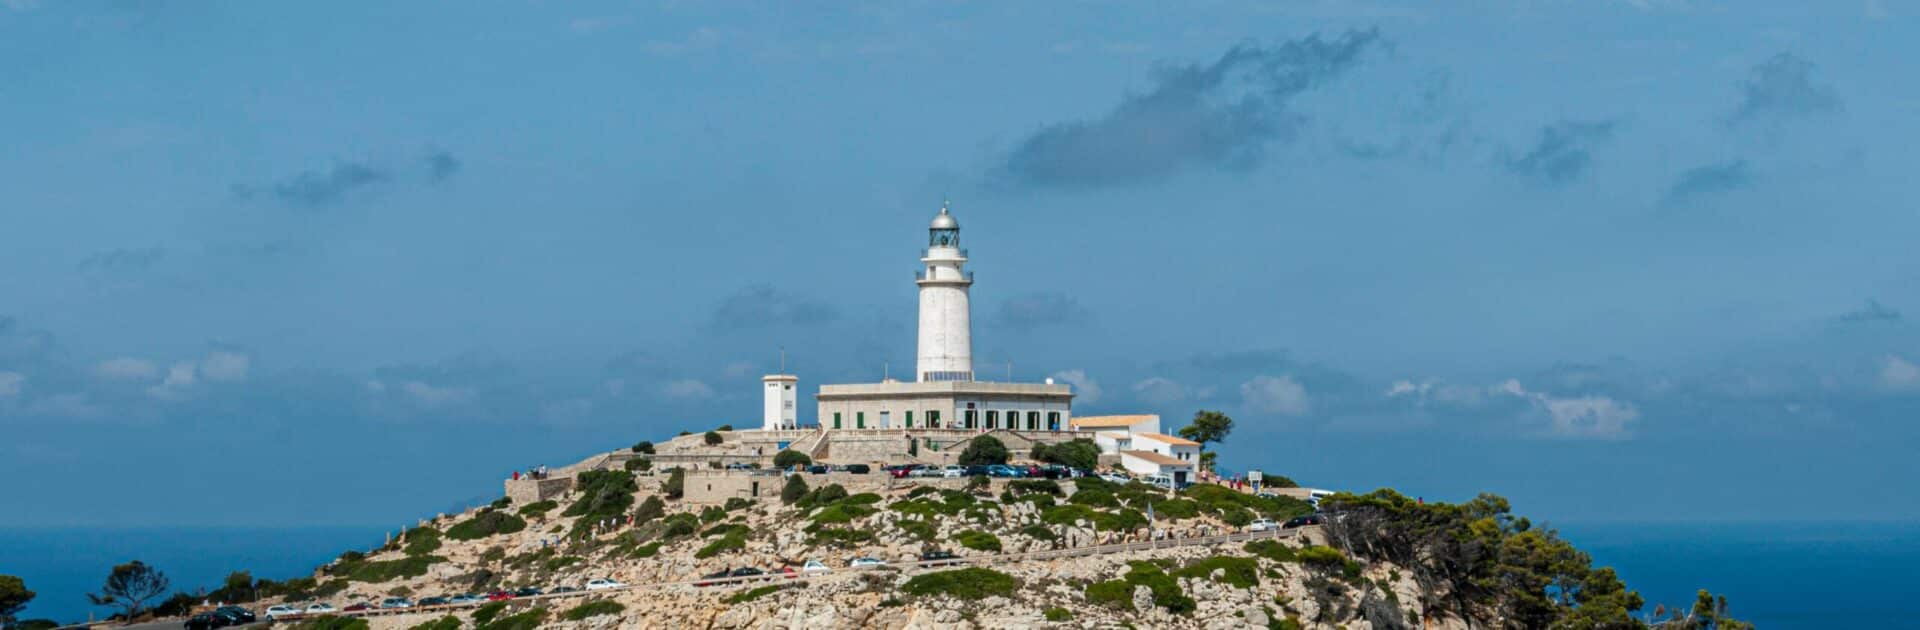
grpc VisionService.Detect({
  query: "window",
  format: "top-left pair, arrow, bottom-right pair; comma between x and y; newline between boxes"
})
1047,412 -> 1060,431
833,412 -> 842,430
1027,411 -> 1041,431
906,410 -> 914,428
928,410 -> 941,428
965,410 -> 977,429
856,412 -> 865,429
986,410 -> 998,429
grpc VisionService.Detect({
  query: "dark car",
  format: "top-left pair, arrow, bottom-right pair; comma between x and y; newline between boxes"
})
343,602 -> 373,611
513,586 -> 543,597
806,464 -> 830,475
184,612 -> 229,630
417,596 -> 450,606
843,463 -> 871,474
549,586 -> 580,594
964,465 -> 990,476
729,567 -> 767,581
1283,514 -> 1325,529
919,550 -> 960,565
695,568 -> 733,587
213,606 -> 255,623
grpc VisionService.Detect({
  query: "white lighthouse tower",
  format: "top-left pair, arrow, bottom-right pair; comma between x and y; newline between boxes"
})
915,202 -> 974,382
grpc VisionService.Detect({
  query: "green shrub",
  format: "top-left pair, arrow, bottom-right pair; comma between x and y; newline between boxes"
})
401,527 -> 442,556
724,584 -> 790,604
1296,545 -> 1347,569
1017,494 -> 1057,509
634,496 -> 665,524
471,601 -> 508,625
1174,556 -> 1260,588
781,474 -> 809,504
624,458 -> 652,472
489,497 -> 512,510
1149,498 -> 1200,520
773,450 -> 812,468
810,503 -> 875,524
966,475 -> 990,492
806,527 -> 874,547
661,513 -> 700,539
515,500 -> 558,518
475,607 -> 547,630
700,506 -> 728,523
333,555 -> 444,583
957,435 -> 1010,465
703,523 -> 751,538
544,555 -> 581,571
724,497 -> 752,511
704,431 -> 723,445
1245,539 -> 1298,562
696,534 -> 746,558
898,519 -> 936,541
1009,479 -> 1063,496
405,616 -> 460,630
1097,509 -> 1148,532
1030,438 -> 1101,470
565,470 -> 638,520
1068,490 -> 1119,508
1084,579 -> 1133,610
954,530 -> 1002,552
561,600 -> 625,621
630,440 -> 654,454
1020,524 -> 1058,541
1120,562 -> 1194,613
630,542 -> 662,558
447,511 -> 527,541
664,468 -> 686,500
1218,507 -> 1254,527
1071,477 -> 1116,493
1043,607 -> 1073,622
901,568 -> 1018,601
796,484 -> 849,509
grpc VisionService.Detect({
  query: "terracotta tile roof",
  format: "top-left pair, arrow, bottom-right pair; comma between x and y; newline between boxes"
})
1120,449 -> 1191,467
1133,432 -> 1200,447
1069,414 -> 1157,428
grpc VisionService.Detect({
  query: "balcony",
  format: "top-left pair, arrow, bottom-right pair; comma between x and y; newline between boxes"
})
915,270 -> 974,282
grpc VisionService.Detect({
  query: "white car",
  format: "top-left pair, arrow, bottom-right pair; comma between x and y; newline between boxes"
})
802,559 -> 831,574
848,556 -> 887,568
379,597 -> 413,609
1248,518 -> 1278,532
1098,472 -> 1131,484
303,603 -> 337,615
264,604 -> 302,620
941,465 -> 965,478
585,578 -> 625,591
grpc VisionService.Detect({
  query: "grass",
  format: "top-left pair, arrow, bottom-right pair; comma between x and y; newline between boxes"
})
561,600 -> 625,621
954,530 -> 1002,552
446,511 -> 528,541
1043,607 -> 1073,622
898,519 -> 936,541
515,500 -> 558,518
901,568 -> 1018,601
401,526 -> 441,556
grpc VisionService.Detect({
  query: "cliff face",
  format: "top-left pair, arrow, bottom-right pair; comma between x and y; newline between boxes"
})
285,467 -> 1462,630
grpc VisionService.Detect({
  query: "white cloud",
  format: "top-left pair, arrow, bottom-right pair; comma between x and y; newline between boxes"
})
1132,376 -> 1188,404
1494,379 -> 1639,439
146,362 -> 198,400
662,379 -> 716,400
403,381 -> 475,406
94,357 -> 159,381
1879,355 -> 1920,391
0,371 -> 23,397
1050,369 -> 1101,405
199,351 -> 250,382
1241,375 -> 1310,415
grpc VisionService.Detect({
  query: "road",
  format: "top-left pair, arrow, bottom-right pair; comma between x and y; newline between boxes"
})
92,526 -> 1312,628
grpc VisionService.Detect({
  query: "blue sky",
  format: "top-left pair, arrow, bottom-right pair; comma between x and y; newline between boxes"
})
3,1 -> 1917,527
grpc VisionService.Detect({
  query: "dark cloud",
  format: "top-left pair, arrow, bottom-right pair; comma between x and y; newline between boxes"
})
234,161 -> 392,207
1727,53 -> 1840,126
1503,119 -> 1617,184
1663,159 -> 1753,206
1838,299 -> 1901,324
76,246 -> 166,272
707,284 -> 838,332
996,29 -> 1383,189
995,291 -> 1090,331
426,150 -> 461,182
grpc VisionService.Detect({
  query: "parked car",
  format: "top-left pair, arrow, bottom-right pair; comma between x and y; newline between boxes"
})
940,465 -> 965,478
963,465 -> 990,476
694,569 -> 733,587
484,591 -> 514,601
802,559 -> 831,574
549,586 -> 580,594
305,602 -> 338,614
185,612 -> 228,630
413,596 -> 448,606
262,604 -> 302,620
213,606 -> 255,623
343,602 -> 373,611
1283,514 -> 1325,529
919,550 -> 961,565
586,578 -> 625,591
843,463 -> 871,474
848,556 -> 887,569
985,464 -> 1017,478
379,597 -> 414,609
725,462 -> 753,471
1247,518 -> 1279,532
729,567 -> 767,581
886,464 -> 923,478
447,594 -> 480,605
806,464 -> 830,475
513,587 -> 543,597
1098,472 -> 1131,484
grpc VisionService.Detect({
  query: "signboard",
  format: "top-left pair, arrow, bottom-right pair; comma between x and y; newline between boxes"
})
1249,470 -> 1262,483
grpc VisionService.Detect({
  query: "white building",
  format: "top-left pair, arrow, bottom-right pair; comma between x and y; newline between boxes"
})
1072,414 -> 1197,484
761,374 -> 797,431
815,202 -> 1074,430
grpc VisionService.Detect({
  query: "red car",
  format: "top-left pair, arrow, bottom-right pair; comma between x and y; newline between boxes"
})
343,602 -> 372,612
485,590 -> 515,601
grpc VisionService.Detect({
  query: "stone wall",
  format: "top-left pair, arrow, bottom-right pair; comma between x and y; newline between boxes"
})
503,476 -> 573,504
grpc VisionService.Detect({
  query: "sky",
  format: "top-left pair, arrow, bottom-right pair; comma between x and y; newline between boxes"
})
2,0 -> 1918,528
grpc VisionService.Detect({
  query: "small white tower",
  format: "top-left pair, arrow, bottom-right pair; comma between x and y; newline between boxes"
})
916,202 -> 974,382
762,374 -> 797,430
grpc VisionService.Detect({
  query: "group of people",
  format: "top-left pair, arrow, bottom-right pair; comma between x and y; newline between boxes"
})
511,465 -> 551,481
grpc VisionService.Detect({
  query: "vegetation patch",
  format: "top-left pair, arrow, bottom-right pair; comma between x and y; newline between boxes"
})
1020,524 -> 1058,541
630,542 -> 663,558
332,555 -> 444,583
724,584 -> 791,604
1043,607 -> 1073,622
806,526 -> 875,547
1245,540 -> 1299,562
901,568 -> 1018,601
773,449 -> 811,468
1174,556 -> 1261,588
286,616 -> 370,630
1009,479 -> 1063,496
897,519 -> 936,541
1149,498 -> 1200,520
565,470 -> 639,532
475,607 -> 547,630
954,530 -> 1002,552
1029,438 -> 1100,470
401,526 -> 442,556
544,555 -> 582,572
405,617 -> 460,630
514,500 -> 558,518
471,601 -> 509,625
446,511 -> 528,541
1067,490 -> 1120,508
561,600 -> 625,621
696,533 -> 747,559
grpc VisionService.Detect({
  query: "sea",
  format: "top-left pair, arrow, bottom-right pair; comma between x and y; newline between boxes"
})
2,521 -> 1915,627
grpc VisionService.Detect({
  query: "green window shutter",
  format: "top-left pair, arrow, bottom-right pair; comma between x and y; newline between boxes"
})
833,412 -> 841,429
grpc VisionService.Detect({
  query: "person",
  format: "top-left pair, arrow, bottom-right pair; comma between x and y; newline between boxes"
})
513,470 -> 520,481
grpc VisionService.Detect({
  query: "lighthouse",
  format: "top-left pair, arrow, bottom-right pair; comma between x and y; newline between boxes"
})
916,202 -> 974,382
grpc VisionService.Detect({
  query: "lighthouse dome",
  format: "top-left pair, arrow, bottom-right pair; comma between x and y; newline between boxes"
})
930,205 -> 958,230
